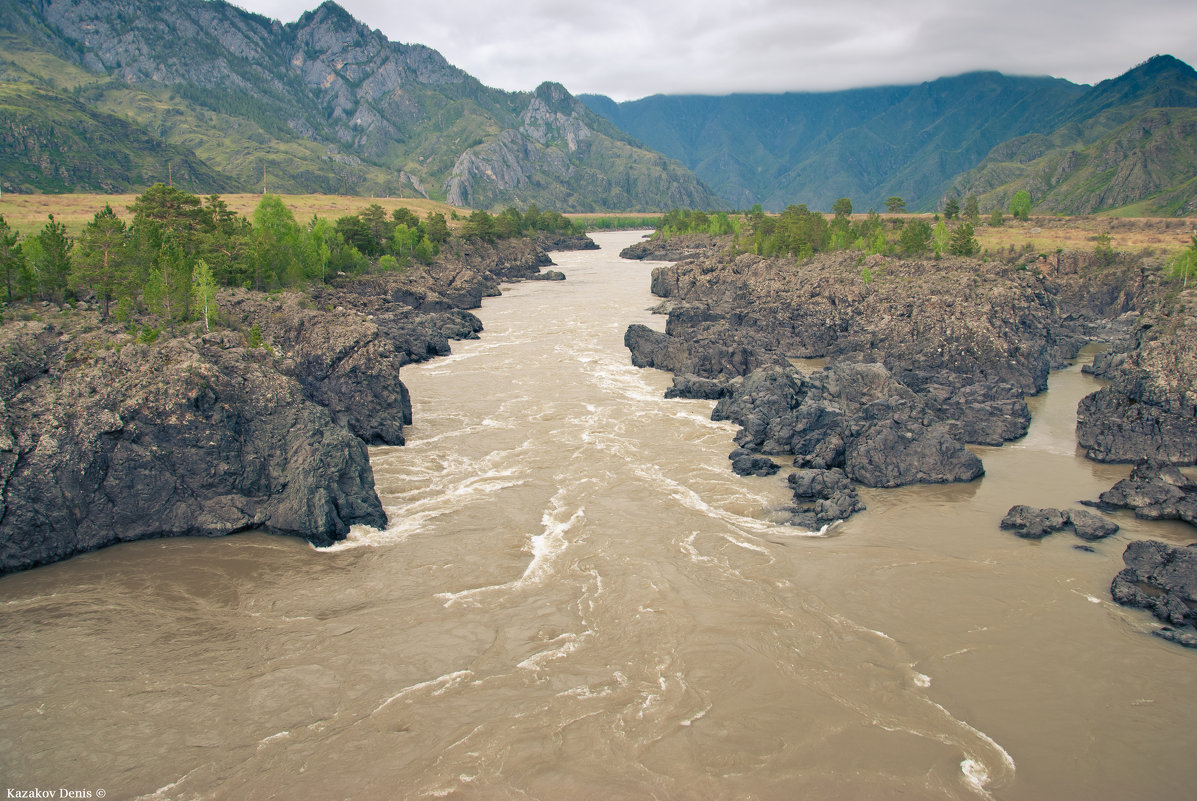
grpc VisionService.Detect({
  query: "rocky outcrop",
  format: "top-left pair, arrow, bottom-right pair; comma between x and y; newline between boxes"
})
619,234 -> 725,262
1111,539 -> 1197,647
785,468 -> 865,530
711,363 -> 984,487
1078,298 -> 1197,464
0,328 -> 386,574
624,323 -> 786,381
0,236 -> 569,574
999,505 -> 1119,540
1096,460 -> 1197,525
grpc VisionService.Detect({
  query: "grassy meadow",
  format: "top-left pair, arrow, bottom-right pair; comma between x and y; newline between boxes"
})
0,192 -> 465,237
1,192 -> 1193,256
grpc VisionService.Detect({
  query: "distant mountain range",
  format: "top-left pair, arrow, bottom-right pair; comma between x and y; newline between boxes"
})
582,55 -> 1197,215
1,0 -> 1194,215
0,0 -> 718,210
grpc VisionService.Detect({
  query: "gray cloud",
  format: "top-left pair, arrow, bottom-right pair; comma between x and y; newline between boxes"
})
236,0 -> 1197,100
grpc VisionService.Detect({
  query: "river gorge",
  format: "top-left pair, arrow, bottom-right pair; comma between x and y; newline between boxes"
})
1,231 -> 1193,800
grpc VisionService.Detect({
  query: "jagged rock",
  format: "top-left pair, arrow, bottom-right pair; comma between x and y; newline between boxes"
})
1077,310 -> 1197,465
1098,460 -> 1197,525
624,324 -> 785,380
785,468 -> 865,529
1001,505 -> 1070,539
1110,540 -> 1197,645
528,270 -> 566,281
0,234 -> 566,574
711,364 -> 982,487
619,234 -> 724,262
843,397 -> 984,487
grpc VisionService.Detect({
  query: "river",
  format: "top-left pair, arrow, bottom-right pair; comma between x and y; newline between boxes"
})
1,231 -> 1194,800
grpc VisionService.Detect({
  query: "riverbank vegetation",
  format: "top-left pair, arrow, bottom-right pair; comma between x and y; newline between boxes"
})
643,202 -> 1196,264
0,188 -> 581,333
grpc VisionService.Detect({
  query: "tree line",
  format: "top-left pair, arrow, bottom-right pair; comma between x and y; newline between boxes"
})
0,186 -> 579,330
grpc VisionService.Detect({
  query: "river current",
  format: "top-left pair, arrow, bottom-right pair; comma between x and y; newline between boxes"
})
1,231 -> 1194,800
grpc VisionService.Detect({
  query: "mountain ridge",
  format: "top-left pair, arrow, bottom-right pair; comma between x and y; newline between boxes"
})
0,0 -> 720,210
582,55 -> 1197,215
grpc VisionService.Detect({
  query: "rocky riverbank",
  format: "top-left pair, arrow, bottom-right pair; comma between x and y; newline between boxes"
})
620,234 -> 1178,510
0,236 -> 585,574
622,232 -> 1197,645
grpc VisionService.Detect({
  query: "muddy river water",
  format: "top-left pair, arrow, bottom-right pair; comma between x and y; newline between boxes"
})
1,231 -> 1194,800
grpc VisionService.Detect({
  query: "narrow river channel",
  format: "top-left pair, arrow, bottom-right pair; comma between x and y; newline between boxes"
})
1,231 -> 1193,801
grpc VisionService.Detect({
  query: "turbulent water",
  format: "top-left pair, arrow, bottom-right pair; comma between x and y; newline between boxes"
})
2,231 -> 1194,801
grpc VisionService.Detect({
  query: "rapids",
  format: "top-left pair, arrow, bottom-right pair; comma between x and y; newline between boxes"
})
1,231 -> 1193,800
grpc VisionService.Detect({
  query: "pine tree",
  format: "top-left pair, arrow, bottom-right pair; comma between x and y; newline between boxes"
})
34,215 -> 72,306
71,205 -> 131,319
0,215 -> 26,302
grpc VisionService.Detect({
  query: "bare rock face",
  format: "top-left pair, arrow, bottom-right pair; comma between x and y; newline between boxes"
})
999,505 -> 1118,540
0,331 -> 386,574
0,235 -> 571,574
1078,302 -> 1197,464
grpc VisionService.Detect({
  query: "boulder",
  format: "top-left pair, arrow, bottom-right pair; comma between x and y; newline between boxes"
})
728,449 -> 780,477
999,505 -> 1119,540
1000,506 -> 1069,539
1110,539 -> 1197,646
785,468 -> 865,529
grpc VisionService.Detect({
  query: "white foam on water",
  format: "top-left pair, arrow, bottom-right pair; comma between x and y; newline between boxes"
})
680,703 -> 712,727
436,484 -> 586,605
372,669 -> 474,714
961,758 -> 991,793
517,630 -> 589,671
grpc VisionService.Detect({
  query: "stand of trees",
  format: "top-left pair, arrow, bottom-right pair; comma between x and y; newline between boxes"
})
0,185 -> 570,331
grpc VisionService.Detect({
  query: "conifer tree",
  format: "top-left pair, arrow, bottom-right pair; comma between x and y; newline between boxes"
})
71,205 -> 131,319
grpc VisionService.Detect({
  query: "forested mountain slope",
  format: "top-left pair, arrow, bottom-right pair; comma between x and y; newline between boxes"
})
0,0 -> 719,210
583,55 -> 1197,215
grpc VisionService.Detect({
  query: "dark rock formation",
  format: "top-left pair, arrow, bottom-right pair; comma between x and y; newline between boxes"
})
1000,506 -> 1070,539
1097,460 -> 1197,525
529,270 -> 566,281
664,374 -> 735,400
535,232 -> 599,251
728,449 -> 780,477
1000,505 -> 1118,540
1067,508 -> 1121,540
619,234 -> 724,262
785,468 -> 865,530
1110,539 -> 1197,647
711,363 -> 983,487
1078,304 -> 1197,464
624,323 -> 786,380
0,235 -> 565,574
0,330 -> 386,574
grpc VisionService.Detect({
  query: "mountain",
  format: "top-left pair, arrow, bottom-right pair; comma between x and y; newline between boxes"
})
582,56 -> 1197,215
0,0 -> 719,210
948,56 -> 1197,216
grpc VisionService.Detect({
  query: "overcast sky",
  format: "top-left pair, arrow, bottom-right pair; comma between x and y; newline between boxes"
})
233,0 -> 1197,101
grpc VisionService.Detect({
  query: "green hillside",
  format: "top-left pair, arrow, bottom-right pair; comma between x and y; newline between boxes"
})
949,56 -> 1197,216
582,55 -> 1197,216
0,0 -> 719,210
